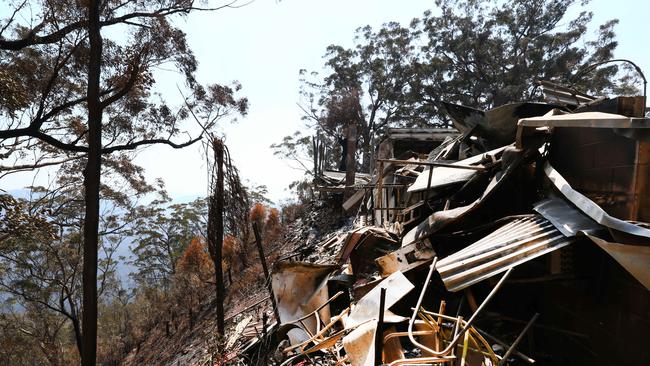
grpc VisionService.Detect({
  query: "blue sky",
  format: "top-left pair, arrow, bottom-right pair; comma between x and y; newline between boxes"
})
4,0 -> 649,204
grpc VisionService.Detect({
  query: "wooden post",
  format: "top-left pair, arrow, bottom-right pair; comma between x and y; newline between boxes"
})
253,222 -> 281,324
498,313 -> 540,366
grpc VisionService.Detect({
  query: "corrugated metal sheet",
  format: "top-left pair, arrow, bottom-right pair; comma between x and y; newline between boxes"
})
518,111 -> 650,129
533,198 -> 600,237
437,216 -> 574,292
537,80 -> 596,106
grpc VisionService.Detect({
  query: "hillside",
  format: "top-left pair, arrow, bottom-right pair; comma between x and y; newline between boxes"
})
121,199 -> 347,366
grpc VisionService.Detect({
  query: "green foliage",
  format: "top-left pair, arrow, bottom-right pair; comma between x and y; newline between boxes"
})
0,193 -> 55,242
271,130 -> 319,170
129,198 -> 207,288
0,1 -> 249,364
246,182 -> 272,205
416,0 -> 638,109
0,183 -> 127,360
0,0 -> 249,176
278,0 -> 640,180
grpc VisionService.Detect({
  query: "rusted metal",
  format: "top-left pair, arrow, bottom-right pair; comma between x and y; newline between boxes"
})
281,294 -> 348,354
375,242 -> 434,278
403,147 -> 534,246
271,262 -> 338,345
407,147 -> 505,193
407,256 -> 512,357
442,101 -> 559,145
343,321 -> 379,366
585,234 -> 650,290
346,271 -> 414,328
385,127 -> 459,141
239,92 -> 650,364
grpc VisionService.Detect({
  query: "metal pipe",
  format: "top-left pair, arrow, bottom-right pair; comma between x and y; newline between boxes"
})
460,329 -> 470,366
474,328 -> 536,364
419,310 -> 536,364
407,257 -> 513,357
498,313 -> 539,366
452,316 -> 462,358
436,300 -> 446,351
389,356 -> 455,366
426,162 -> 434,190
284,307 -> 351,354
572,59 -> 647,98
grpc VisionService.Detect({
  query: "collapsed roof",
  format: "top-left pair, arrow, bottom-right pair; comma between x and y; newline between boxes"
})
232,85 -> 650,366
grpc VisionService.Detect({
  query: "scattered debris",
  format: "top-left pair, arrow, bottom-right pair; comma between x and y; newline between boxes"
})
224,81 -> 650,365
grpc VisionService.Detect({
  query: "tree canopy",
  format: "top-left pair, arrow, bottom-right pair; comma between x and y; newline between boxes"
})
278,0 -> 640,177
0,1 -> 248,365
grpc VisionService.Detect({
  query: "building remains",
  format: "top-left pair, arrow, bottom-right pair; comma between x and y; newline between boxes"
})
225,81 -> 650,366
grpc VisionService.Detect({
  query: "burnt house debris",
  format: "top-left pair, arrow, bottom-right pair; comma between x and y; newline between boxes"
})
225,82 -> 650,366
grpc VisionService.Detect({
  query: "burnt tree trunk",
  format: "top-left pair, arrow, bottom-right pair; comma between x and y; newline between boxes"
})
71,315 -> 83,358
338,136 -> 347,171
81,1 -> 102,365
208,138 -> 226,336
252,222 -> 280,323
345,120 -> 357,199
360,127 -> 372,174
238,226 -> 249,268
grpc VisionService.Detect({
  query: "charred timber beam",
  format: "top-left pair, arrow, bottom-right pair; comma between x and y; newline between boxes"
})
376,159 -> 486,171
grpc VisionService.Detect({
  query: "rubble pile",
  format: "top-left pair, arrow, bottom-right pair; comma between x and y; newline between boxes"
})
229,83 -> 650,365
280,199 -> 354,263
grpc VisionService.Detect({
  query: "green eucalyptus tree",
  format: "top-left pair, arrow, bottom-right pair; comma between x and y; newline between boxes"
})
281,0 -> 639,177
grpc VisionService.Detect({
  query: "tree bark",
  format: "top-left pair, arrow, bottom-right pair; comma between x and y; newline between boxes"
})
360,127 -> 372,174
81,0 -> 102,365
71,315 -> 83,358
238,226 -> 249,268
336,135 -> 347,172
207,138 -> 226,336
252,222 -> 280,323
344,120 -> 357,200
